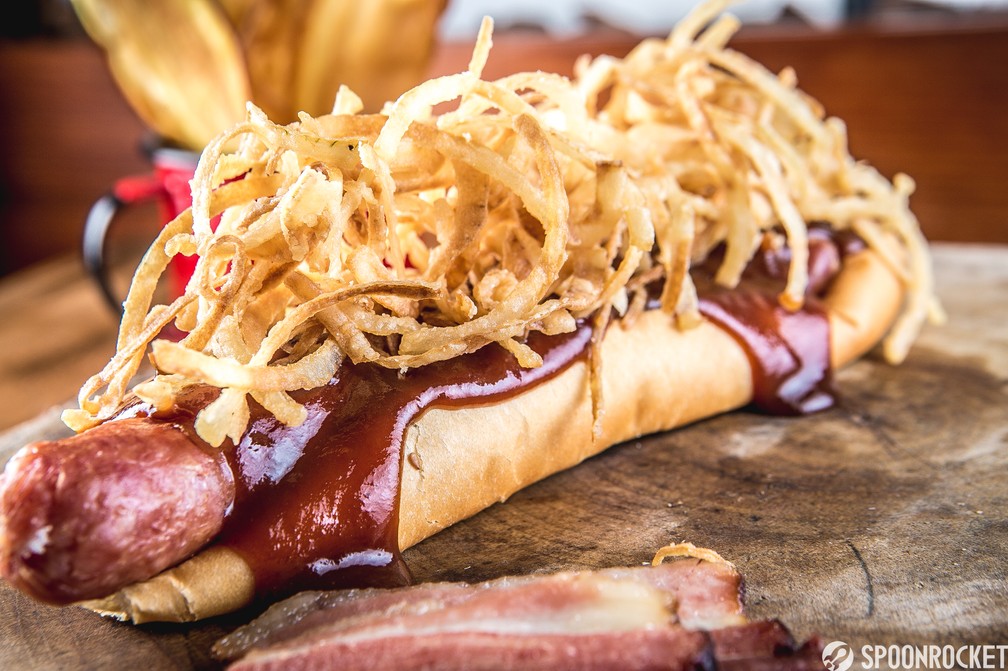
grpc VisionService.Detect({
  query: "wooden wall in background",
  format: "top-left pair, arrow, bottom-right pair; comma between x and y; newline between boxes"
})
1,16 -> 1007,277
737,22 -> 1008,246
0,41 -> 147,276
431,17 -> 1008,247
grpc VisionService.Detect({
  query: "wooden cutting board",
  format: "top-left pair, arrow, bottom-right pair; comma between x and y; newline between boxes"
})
0,244 -> 1005,669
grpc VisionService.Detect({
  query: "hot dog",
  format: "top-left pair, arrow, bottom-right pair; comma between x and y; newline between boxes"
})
0,241 -> 904,621
0,0 -> 938,622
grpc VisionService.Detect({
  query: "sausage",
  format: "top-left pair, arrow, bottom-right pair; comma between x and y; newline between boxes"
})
0,418 -> 233,603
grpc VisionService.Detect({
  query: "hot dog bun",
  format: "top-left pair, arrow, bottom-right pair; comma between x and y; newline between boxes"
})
401,246 -> 903,548
83,246 -> 903,623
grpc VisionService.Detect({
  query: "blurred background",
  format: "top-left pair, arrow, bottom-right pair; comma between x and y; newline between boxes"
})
1,0 -> 1007,279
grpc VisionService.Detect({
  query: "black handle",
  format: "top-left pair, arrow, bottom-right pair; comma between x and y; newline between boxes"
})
82,192 -> 126,315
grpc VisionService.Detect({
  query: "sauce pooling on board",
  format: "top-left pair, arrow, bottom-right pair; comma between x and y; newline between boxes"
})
121,230 -> 855,596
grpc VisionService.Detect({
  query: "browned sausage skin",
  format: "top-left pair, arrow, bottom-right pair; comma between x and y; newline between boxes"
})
0,418 -> 233,604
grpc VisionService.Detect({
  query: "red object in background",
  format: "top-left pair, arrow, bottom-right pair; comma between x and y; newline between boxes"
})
150,147 -> 201,296
83,145 -> 199,310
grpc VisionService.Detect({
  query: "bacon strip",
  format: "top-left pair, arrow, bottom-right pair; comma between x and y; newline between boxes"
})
214,560 -> 823,671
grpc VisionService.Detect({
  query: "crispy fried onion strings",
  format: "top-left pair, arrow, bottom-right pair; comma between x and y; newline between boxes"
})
65,0 -> 939,446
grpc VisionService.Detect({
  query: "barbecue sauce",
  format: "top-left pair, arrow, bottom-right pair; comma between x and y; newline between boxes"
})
694,229 -> 850,415
148,324 -> 593,597
125,230 -> 855,598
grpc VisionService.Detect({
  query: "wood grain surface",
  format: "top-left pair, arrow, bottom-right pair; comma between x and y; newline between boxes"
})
0,256 -> 118,429
0,244 -> 1005,669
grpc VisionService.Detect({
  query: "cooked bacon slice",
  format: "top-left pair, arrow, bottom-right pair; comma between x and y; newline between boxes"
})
710,621 -> 826,670
215,560 -> 823,670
